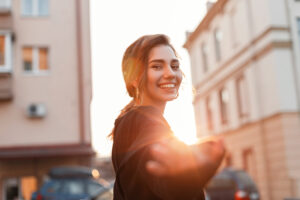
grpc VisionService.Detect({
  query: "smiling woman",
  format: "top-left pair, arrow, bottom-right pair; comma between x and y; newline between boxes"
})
141,44 -> 182,110
90,0 -> 208,157
110,34 -> 225,200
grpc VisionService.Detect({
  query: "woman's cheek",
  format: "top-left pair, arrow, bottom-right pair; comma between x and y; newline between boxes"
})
177,71 -> 183,86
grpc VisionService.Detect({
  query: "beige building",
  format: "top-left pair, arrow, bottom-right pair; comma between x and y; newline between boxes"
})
0,0 -> 94,199
184,0 -> 300,199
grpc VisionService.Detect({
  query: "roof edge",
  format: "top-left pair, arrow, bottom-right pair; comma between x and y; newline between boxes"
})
183,0 -> 229,49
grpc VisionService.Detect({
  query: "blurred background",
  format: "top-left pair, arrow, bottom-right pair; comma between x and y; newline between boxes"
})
1,0 -> 300,200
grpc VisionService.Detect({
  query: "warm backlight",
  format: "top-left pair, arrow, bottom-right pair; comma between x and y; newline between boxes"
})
174,131 -> 198,145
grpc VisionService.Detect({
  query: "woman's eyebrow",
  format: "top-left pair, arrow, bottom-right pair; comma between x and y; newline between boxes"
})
148,59 -> 165,64
149,58 -> 179,64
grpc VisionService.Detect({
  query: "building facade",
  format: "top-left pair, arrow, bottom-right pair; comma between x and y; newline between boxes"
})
184,0 -> 300,199
0,0 -> 94,199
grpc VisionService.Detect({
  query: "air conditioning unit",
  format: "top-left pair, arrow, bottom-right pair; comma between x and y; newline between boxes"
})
27,103 -> 47,118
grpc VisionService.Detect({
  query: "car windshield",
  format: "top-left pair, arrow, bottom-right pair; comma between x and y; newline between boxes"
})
86,180 -> 106,196
62,179 -> 85,195
41,180 -> 63,194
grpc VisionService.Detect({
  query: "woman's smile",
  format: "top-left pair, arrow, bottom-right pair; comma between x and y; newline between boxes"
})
158,82 -> 178,95
159,83 -> 176,88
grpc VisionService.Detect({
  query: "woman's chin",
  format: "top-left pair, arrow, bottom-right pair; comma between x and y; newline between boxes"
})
164,94 -> 178,101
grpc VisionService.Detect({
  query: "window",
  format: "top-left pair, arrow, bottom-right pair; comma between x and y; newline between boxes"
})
0,32 -> 12,72
21,0 -> 49,16
236,75 -> 249,118
205,96 -> 213,131
0,0 -> 11,10
62,180 -> 84,195
214,28 -> 222,62
23,47 -> 49,74
87,181 -> 103,196
44,180 -> 62,194
4,176 -> 38,200
0,35 -> 5,66
201,43 -> 208,73
219,87 -> 229,124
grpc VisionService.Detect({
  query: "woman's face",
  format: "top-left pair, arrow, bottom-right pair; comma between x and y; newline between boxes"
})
141,45 -> 182,106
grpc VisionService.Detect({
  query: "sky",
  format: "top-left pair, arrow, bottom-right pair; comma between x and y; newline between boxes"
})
90,0 -> 209,157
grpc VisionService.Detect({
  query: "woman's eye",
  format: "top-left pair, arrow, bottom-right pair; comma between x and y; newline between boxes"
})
172,65 -> 180,70
151,65 -> 162,70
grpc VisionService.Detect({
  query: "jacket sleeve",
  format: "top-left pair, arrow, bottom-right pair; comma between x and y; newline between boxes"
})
137,146 -> 205,200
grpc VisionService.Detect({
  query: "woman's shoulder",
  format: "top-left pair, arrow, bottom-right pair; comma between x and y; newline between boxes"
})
117,106 -> 166,126
113,106 -> 171,140
112,106 -> 171,160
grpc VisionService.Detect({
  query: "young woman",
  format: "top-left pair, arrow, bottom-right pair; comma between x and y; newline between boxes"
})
111,34 -> 225,200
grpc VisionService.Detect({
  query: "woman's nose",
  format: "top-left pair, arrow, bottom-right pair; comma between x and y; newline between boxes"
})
163,65 -> 175,78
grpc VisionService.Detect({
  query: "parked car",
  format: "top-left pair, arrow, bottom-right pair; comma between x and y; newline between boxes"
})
205,167 -> 260,200
31,166 -> 113,200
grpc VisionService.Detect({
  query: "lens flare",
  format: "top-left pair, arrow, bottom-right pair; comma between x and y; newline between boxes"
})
174,131 -> 198,145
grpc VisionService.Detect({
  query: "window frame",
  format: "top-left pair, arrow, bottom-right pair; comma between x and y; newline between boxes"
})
205,96 -> 213,131
0,0 -> 12,11
0,31 -> 12,73
22,46 -> 50,75
21,0 -> 49,17
201,43 -> 208,73
214,28 -> 222,62
236,75 -> 249,118
219,87 -> 229,125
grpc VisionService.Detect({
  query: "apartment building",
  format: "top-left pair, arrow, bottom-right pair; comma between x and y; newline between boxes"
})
0,0 -> 94,199
184,0 -> 300,199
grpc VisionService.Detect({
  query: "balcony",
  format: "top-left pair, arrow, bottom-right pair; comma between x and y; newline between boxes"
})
0,0 -> 11,15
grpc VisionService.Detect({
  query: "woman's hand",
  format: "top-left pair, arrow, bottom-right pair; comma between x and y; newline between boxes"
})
146,137 -> 225,184
146,138 -> 199,177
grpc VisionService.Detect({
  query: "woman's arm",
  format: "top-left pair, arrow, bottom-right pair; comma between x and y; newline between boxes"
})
115,107 -> 223,199
127,136 -> 224,199
146,137 -> 225,187
133,143 -> 207,200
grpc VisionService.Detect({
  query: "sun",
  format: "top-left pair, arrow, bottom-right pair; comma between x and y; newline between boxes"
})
174,130 -> 198,145
169,119 -> 199,145
164,98 -> 199,145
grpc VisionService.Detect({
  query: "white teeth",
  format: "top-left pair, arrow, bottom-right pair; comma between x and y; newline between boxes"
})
160,84 -> 175,88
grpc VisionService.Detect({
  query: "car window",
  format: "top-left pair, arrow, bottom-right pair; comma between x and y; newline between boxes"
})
86,180 -> 105,196
42,180 -> 62,194
62,180 -> 85,195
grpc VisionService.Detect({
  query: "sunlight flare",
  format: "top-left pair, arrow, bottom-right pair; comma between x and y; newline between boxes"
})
174,131 -> 198,145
